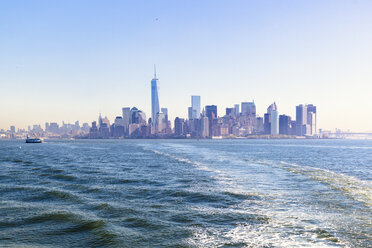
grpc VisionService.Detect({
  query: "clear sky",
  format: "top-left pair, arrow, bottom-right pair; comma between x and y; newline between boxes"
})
1,0 -> 371,132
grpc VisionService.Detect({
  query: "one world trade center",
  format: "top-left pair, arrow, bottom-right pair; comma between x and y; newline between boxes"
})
151,66 -> 160,124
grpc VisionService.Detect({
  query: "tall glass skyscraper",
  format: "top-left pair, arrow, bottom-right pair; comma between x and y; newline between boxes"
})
151,67 -> 160,123
191,96 -> 201,119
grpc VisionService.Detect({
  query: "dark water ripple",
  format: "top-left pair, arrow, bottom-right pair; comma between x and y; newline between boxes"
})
0,139 -> 371,247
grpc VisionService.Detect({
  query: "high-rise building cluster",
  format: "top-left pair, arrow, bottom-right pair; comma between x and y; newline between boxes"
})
2,69 -> 319,139
84,69 -> 318,139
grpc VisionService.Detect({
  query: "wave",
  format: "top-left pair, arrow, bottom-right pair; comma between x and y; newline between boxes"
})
141,147 -> 214,172
276,161 -> 372,208
26,189 -> 84,204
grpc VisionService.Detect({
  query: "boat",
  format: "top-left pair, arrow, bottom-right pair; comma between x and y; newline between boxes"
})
25,136 -> 43,143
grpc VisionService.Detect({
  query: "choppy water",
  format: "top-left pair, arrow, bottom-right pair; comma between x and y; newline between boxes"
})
0,139 -> 371,247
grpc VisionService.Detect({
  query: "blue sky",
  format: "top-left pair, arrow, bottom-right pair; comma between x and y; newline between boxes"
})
1,0 -> 371,131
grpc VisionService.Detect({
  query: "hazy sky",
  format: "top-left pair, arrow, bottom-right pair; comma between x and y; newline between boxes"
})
1,0 -> 371,131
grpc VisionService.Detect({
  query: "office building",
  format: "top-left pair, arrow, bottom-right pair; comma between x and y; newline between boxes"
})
174,117 -> 185,136
241,102 -> 256,116
279,115 -> 291,135
307,104 -> 317,135
151,67 -> 160,123
191,96 -> 201,119
226,108 -> 234,116
122,107 -> 131,131
188,107 -> 193,120
161,107 -> 169,130
234,104 -> 240,117
201,116 -> 209,138
205,105 -> 217,120
296,104 -> 308,136
264,102 -> 277,135
271,109 -> 279,135
155,112 -> 166,133
113,116 -> 125,137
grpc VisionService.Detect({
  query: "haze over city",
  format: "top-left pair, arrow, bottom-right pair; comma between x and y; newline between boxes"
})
1,0 -> 371,131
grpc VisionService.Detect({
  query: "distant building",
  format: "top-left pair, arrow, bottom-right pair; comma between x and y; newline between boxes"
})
155,112 -> 166,133
241,102 -> 256,116
255,117 -> 264,134
82,123 -> 90,133
205,105 -> 217,120
122,107 -> 131,133
191,96 -> 201,119
264,102 -> 277,135
201,116 -> 209,138
174,117 -> 185,136
161,108 -> 169,130
271,110 -> 279,135
188,107 -> 193,120
45,122 -> 49,132
131,107 -> 146,125
113,116 -> 125,138
89,121 -> 98,138
49,122 -> 59,134
296,104 -> 309,136
279,115 -> 291,135
234,104 -> 240,117
226,108 -> 234,116
264,113 -> 271,135
151,67 -> 160,123
307,104 -> 317,135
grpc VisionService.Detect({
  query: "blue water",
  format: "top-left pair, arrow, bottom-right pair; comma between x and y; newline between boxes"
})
0,139 -> 371,247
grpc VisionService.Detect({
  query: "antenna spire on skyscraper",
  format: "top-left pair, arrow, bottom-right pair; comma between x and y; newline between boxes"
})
154,64 -> 157,79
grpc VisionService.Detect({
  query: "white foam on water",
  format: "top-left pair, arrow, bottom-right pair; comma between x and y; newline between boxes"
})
140,146 -> 217,173
273,161 -> 372,208
185,204 -> 348,248
139,142 -> 369,247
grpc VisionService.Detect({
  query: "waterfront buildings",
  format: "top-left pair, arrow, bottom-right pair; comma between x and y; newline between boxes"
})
8,69 -> 319,139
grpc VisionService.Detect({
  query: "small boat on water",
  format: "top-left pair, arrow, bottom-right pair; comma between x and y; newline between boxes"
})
25,136 -> 43,143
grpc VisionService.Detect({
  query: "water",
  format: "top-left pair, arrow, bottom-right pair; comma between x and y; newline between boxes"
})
0,139 -> 371,247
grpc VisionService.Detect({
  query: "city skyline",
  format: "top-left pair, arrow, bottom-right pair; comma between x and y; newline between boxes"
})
1,1 -> 372,131
0,70 -> 366,133
2,92 -> 321,139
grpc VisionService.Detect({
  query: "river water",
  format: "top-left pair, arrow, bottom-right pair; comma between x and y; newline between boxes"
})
0,139 -> 371,247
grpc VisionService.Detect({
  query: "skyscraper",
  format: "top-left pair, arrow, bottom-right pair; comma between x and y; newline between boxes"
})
279,115 -> 291,135
161,108 -> 169,130
188,107 -> 193,120
191,96 -> 201,119
241,102 -> 256,116
234,104 -> 240,117
122,107 -> 131,132
205,105 -> 217,120
296,104 -> 308,136
201,116 -> 209,138
151,66 -> 160,123
264,102 -> 277,135
271,109 -> 279,135
307,104 -> 317,135
174,117 -> 185,136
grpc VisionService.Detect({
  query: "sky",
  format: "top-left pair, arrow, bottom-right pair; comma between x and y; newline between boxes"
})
0,0 -> 371,132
